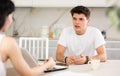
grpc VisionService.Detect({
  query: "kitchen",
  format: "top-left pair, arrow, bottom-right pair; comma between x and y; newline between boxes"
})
3,0 -> 120,76
7,0 -> 120,60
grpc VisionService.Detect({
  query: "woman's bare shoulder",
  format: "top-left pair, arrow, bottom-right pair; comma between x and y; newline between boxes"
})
2,36 -> 17,44
3,36 -> 15,41
1,36 -> 18,52
0,36 -> 19,61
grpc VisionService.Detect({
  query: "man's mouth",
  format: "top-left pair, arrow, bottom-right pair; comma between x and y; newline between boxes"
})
75,25 -> 80,28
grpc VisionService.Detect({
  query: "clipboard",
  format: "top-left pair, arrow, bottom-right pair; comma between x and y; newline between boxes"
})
44,62 -> 68,73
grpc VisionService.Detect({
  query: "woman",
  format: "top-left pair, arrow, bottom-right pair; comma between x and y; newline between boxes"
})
0,0 -> 55,76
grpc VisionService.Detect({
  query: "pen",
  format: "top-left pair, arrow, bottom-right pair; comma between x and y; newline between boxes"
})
38,59 -> 48,61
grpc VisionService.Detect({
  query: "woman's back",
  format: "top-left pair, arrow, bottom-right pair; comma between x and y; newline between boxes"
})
0,34 -> 6,76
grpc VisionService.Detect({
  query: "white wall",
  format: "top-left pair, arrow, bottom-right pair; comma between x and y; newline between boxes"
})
6,7 -> 120,40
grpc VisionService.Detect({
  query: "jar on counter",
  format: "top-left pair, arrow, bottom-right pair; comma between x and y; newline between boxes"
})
40,26 -> 49,38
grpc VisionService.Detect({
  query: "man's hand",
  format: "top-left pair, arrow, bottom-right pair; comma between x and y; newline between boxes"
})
74,54 -> 87,65
66,56 -> 76,65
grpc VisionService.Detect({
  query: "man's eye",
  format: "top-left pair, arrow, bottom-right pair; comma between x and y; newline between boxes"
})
79,18 -> 83,20
73,18 -> 76,20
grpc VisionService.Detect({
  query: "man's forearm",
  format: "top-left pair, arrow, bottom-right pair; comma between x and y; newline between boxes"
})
89,54 -> 107,62
56,55 -> 65,62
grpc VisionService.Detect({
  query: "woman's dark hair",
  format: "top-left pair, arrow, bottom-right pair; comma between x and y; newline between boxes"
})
0,0 -> 15,29
70,6 -> 90,19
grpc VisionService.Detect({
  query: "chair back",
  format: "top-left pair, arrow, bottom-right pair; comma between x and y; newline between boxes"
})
19,37 -> 49,60
21,48 -> 37,67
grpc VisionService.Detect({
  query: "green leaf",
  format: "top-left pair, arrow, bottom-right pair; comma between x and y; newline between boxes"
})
116,8 -> 120,19
117,22 -> 120,32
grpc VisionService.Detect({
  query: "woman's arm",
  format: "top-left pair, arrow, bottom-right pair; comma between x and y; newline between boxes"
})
1,36 -> 55,76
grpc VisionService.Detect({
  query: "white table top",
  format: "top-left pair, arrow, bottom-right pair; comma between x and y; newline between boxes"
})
41,60 -> 120,76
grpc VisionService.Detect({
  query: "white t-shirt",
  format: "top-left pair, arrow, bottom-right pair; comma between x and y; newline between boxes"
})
58,26 -> 106,57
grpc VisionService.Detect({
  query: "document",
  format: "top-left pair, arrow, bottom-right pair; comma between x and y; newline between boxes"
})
44,65 -> 68,73
54,65 -> 67,69
52,71 -> 92,76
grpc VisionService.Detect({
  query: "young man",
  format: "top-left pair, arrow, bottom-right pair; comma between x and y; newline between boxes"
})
56,6 -> 107,65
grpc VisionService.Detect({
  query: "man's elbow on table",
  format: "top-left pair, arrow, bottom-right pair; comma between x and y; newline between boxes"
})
100,54 -> 107,62
56,55 -> 59,61
56,50 -> 62,62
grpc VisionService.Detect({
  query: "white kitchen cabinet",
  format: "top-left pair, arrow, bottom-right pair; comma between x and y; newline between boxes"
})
49,39 -> 58,59
12,0 -> 33,7
48,40 -> 120,60
106,41 -> 120,60
33,0 -> 81,7
33,0 -> 116,7
12,0 -> 116,7
80,0 -> 117,7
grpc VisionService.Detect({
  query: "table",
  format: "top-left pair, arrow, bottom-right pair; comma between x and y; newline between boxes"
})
41,60 -> 120,76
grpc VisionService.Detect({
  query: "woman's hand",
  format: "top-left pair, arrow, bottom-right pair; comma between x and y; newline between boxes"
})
45,57 -> 56,69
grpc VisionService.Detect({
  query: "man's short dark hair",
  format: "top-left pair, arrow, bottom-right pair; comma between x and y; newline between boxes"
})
70,6 -> 90,19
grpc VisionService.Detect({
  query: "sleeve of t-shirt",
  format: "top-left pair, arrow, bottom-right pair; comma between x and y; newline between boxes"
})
94,29 -> 106,49
57,28 -> 67,47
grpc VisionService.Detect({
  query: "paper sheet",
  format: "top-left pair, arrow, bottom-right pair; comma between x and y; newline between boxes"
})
52,71 -> 92,76
54,65 -> 66,69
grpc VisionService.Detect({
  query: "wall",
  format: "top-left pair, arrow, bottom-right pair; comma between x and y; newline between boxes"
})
6,7 -> 120,40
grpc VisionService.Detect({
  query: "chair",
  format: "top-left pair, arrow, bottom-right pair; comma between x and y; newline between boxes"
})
21,48 -> 38,67
19,37 -> 49,60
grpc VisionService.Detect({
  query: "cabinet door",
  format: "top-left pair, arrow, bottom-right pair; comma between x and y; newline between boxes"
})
12,0 -> 32,7
33,0 -> 116,7
33,0 -> 81,7
81,0 -> 117,7
12,0 -> 116,7
49,40 -> 58,59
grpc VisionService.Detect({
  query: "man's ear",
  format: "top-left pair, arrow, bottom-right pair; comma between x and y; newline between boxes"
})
87,18 -> 90,25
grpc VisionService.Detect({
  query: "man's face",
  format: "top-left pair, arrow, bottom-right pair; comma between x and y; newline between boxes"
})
72,13 -> 90,35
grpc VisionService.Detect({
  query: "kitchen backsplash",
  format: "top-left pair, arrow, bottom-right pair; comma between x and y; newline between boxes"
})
6,7 -> 120,40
